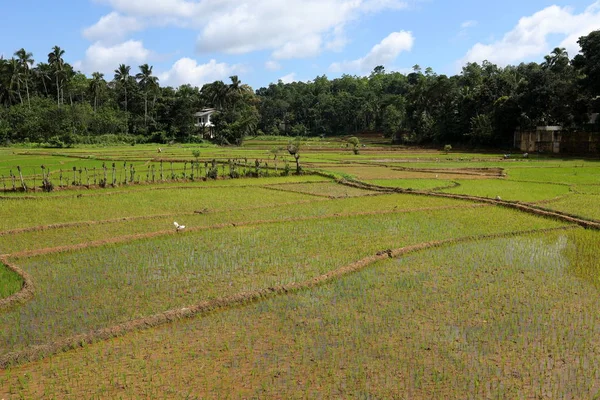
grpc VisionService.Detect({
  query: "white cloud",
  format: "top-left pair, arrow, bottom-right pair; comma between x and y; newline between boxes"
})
87,0 -> 415,60
279,73 -> 297,83
461,20 -> 478,29
76,40 -> 151,75
329,31 -> 414,73
325,25 -> 348,52
272,35 -> 322,60
83,12 -> 143,43
460,2 -> 600,68
159,58 -> 243,87
265,61 -> 282,71
95,0 -> 202,19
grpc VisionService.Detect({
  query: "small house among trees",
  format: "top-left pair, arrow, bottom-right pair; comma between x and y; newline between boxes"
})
194,108 -> 216,139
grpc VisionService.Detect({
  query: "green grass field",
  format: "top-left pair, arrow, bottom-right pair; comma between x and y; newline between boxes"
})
1,140 -> 599,398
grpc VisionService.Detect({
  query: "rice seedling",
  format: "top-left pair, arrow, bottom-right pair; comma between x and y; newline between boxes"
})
0,263 -> 22,299
368,178 -> 456,191
0,204 -> 565,355
441,179 -> 570,202
542,194 -> 600,221
1,144 -> 599,399
2,229 -> 598,398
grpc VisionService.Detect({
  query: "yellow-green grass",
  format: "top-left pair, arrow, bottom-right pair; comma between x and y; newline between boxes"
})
0,205 -> 566,355
541,194 -> 600,221
264,182 -> 381,197
0,186 -> 316,231
368,179 -> 455,190
0,194 -> 473,255
323,165 -> 417,180
3,229 -> 599,399
324,165 -> 494,181
565,229 -> 600,288
441,179 -> 571,202
0,174 -> 329,197
506,165 -> 600,185
0,159 -> 314,191
572,184 -> 600,195
0,263 -> 22,299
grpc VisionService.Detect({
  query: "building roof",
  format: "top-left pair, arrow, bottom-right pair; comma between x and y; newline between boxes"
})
194,108 -> 216,117
536,126 -> 562,131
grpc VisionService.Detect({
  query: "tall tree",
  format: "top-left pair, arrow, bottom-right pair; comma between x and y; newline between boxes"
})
201,80 -> 229,110
136,64 -> 159,126
7,58 -> 23,105
14,48 -> 34,108
47,46 -> 65,106
33,62 -> 52,97
572,30 -> 600,108
113,64 -> 131,112
89,72 -> 105,112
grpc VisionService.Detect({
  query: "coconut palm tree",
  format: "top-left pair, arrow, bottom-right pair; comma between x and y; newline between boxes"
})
136,64 -> 159,125
89,72 -> 105,112
0,57 -> 16,106
33,62 -> 52,97
227,75 -> 252,111
113,64 -> 131,112
14,48 -> 34,108
542,47 -> 569,70
201,80 -> 229,110
48,46 -> 65,106
7,58 -> 23,105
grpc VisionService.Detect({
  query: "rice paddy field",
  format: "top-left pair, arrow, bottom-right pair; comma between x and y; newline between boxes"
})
1,137 -> 600,398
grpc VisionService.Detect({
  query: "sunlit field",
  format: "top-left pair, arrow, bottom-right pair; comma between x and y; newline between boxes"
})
1,138 -> 599,398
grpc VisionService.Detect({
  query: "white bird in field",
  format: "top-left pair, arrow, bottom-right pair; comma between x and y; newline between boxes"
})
174,221 -> 186,231
495,196 -> 502,201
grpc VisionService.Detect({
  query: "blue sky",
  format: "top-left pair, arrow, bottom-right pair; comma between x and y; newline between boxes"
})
1,0 -> 599,89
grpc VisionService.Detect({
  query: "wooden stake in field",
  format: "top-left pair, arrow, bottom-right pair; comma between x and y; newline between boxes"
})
59,169 -> 63,187
129,164 -> 134,184
72,167 -> 77,186
160,161 -> 164,182
103,163 -> 107,187
111,163 -> 116,186
41,165 -> 53,192
17,166 -> 27,191
41,165 -> 46,190
170,162 -> 174,181
10,170 -> 16,191
93,167 -> 97,186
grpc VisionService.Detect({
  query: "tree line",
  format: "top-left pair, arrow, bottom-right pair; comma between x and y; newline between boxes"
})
1,30 -> 599,147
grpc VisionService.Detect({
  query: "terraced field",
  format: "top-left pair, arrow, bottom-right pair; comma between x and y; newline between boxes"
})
1,141 -> 599,398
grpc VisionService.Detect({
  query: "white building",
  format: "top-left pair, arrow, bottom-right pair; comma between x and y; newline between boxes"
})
194,108 -> 216,138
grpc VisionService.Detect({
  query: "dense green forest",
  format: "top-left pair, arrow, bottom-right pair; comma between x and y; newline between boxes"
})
1,31 -> 599,147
